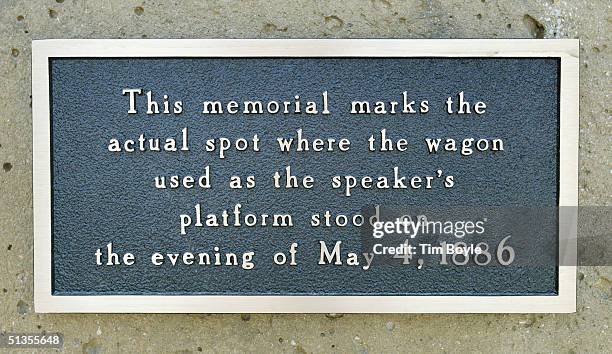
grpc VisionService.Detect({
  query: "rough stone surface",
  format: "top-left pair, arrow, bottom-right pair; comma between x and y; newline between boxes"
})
0,0 -> 609,353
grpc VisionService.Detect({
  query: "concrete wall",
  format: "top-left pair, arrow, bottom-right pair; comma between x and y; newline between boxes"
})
0,1 -> 610,352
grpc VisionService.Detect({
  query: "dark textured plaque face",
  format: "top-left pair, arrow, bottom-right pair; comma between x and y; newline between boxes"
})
48,57 -> 560,296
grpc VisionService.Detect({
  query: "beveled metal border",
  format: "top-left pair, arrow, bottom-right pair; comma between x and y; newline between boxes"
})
32,39 -> 578,313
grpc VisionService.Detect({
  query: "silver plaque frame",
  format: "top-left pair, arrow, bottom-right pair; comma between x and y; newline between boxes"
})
33,39 -> 578,313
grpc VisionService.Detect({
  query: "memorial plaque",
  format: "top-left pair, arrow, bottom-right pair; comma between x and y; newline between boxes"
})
33,39 -> 578,313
